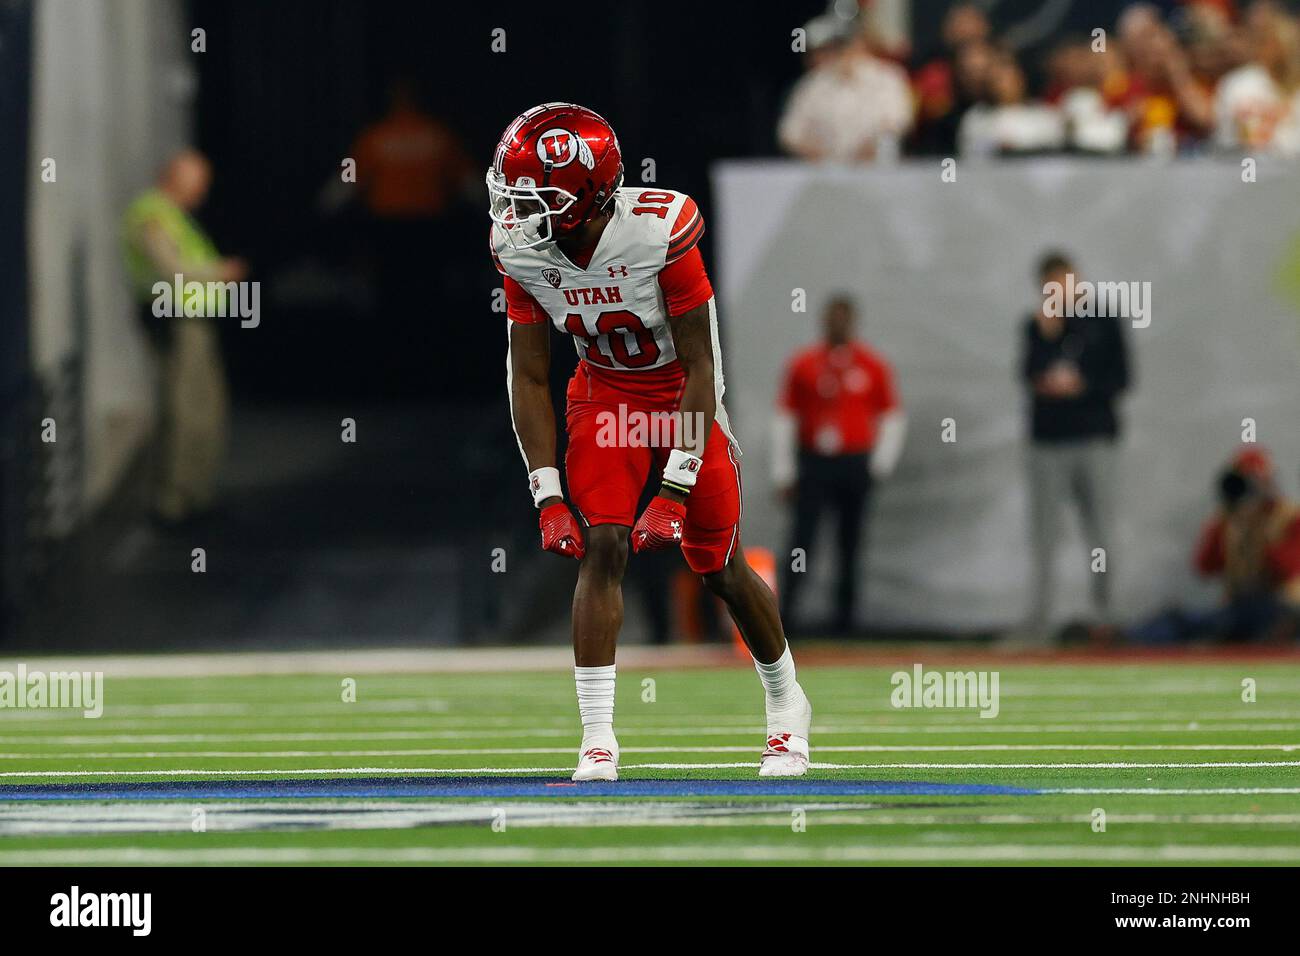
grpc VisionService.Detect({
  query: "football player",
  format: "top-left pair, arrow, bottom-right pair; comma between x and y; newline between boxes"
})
488,103 -> 812,780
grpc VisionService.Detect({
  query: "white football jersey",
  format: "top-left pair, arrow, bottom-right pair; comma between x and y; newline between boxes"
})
494,187 -> 737,446
493,187 -> 704,368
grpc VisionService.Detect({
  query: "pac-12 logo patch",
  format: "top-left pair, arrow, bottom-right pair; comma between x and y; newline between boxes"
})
537,128 -> 595,170
542,268 -> 562,289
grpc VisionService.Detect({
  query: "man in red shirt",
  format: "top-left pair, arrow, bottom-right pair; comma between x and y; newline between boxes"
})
773,296 -> 906,633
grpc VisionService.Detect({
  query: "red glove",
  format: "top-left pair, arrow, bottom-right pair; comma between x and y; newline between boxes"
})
539,502 -> 585,559
631,495 -> 687,553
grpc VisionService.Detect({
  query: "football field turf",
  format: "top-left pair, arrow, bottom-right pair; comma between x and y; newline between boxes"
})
1,651 -> 1298,865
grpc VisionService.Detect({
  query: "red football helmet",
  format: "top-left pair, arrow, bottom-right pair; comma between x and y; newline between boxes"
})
487,102 -> 623,249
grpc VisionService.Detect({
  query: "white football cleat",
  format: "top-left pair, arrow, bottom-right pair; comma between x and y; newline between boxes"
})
759,732 -> 810,776
572,742 -> 619,782
759,686 -> 812,777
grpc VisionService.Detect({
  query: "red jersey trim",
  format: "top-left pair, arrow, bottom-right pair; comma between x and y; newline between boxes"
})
666,202 -> 705,264
669,198 -> 700,239
658,246 -> 714,316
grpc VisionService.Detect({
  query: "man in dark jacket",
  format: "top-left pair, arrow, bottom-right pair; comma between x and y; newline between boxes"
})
1020,251 -> 1131,641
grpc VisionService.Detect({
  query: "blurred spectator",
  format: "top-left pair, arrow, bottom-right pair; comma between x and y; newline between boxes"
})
1045,38 -> 1131,154
1128,448 -> 1300,644
891,0 -> 1300,160
911,2 -> 992,154
1115,4 -> 1214,153
121,149 -> 246,526
779,18 -> 913,163
774,296 -> 905,634
335,78 -> 477,381
1019,251 -> 1131,642
958,49 -> 1066,156
1214,3 -> 1300,155
1181,1 -> 1240,90
1193,448 -> 1300,635
799,13 -> 854,72
348,78 -> 473,220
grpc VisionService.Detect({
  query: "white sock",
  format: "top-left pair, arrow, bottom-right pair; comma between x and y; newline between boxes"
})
575,665 -> 616,748
754,644 -> 802,717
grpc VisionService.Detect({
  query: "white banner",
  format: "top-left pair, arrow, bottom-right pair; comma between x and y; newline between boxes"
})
712,158 -> 1300,630
28,0 -> 193,515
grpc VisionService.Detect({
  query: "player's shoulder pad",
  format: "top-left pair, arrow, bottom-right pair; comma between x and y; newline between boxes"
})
616,187 -> 705,265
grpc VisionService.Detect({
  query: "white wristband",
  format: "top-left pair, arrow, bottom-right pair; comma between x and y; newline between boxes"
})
663,449 -> 705,489
528,466 -> 563,508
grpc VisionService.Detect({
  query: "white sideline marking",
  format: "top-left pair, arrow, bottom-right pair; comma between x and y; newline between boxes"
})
2,642 -> 1295,681
3,743 -> 1298,761
1042,787 -> 1300,795
0,646 -> 736,678
2,759 -> 1299,778
2,845 -> 1299,864
9,800 -> 1300,825
6,709 -> 1298,730
4,801 -> 1299,837
940,682 -> 1300,696
626,761 -> 1300,770
6,722 -> 1300,740
0,700 -> 457,719
841,813 -> 1300,824
826,761 -> 1300,769
0,799 -> 867,835
0,767 -> 563,779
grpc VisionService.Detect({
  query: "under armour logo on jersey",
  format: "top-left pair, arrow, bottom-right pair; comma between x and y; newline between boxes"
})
670,520 -> 683,539
542,268 -> 562,289
608,264 -> 629,279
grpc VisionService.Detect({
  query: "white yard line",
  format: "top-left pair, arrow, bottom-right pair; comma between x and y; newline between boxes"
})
2,743 -> 1298,760
2,646 -> 1297,679
872,682 -> 1300,696
2,759 -> 1298,778
6,708 -> 1298,728
1042,786 -> 1300,794
4,804 -> 1299,835
5,799 -> 1296,827
1,844 -> 1298,864
0,646 -> 738,677
625,761 -> 1300,770
5,722 -> 1300,739
9,806 -> 1297,827
0,701 -> 456,718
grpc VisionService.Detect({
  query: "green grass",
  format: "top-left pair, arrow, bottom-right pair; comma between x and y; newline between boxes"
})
1,658 -> 1298,865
